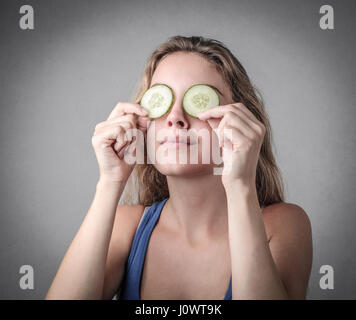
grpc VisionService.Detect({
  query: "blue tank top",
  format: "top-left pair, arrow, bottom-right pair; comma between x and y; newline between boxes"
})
118,197 -> 232,300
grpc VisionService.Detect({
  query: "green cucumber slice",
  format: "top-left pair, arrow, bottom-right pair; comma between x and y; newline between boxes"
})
183,84 -> 220,118
140,84 -> 174,118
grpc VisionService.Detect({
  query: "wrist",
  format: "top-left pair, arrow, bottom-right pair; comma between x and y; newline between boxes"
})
223,177 -> 255,192
223,179 -> 261,214
223,178 -> 258,202
96,177 -> 127,190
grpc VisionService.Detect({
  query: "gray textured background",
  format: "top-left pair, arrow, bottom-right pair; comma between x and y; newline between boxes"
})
0,0 -> 355,299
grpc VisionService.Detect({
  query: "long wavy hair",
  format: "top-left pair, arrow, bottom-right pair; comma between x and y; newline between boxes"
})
120,35 -> 285,208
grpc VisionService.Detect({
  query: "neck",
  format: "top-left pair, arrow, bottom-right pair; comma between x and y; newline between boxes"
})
162,173 -> 228,245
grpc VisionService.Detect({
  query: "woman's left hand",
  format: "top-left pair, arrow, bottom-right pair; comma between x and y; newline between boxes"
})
198,102 -> 266,186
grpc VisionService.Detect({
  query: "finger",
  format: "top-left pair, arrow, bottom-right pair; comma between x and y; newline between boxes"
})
115,137 -> 135,160
95,121 -> 133,135
118,138 -> 136,159
95,122 -> 134,155
217,115 -> 247,148
115,131 -> 135,159
114,137 -> 130,153
126,138 -> 138,158
199,103 -> 264,135
232,103 -> 261,126
219,112 -> 256,140
136,116 -> 150,131
92,124 -> 127,149
117,144 -> 127,159
206,118 -> 220,131
95,114 -> 137,131
221,128 -> 237,153
197,105 -> 226,120
222,125 -> 247,152
227,106 -> 260,130
197,103 -> 251,122
116,122 -> 135,143
198,104 -> 242,120
205,110 -> 231,145
107,101 -> 148,120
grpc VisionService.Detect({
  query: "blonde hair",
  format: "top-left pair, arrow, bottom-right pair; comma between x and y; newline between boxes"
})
120,35 -> 285,208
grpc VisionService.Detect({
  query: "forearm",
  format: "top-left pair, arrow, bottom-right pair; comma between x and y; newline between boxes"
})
224,180 -> 288,300
45,179 -> 125,300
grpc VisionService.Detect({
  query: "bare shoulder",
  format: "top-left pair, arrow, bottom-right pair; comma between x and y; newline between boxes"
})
262,202 -> 312,242
261,202 -> 313,299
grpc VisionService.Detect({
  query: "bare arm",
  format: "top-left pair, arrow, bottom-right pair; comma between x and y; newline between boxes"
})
45,101 -> 149,299
45,179 -> 125,300
225,180 -> 313,300
199,102 -> 312,299
101,203 -> 145,300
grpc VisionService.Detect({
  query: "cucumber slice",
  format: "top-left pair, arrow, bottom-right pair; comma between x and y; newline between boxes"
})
140,84 -> 174,118
183,84 -> 220,118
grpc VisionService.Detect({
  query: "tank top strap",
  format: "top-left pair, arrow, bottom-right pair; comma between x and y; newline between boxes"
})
136,205 -> 151,235
225,278 -> 232,300
118,197 -> 169,300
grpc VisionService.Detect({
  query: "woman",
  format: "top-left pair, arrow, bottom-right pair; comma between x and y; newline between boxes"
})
46,35 -> 313,300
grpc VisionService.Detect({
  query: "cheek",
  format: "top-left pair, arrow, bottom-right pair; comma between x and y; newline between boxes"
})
145,120 -> 164,153
146,119 -> 161,139
194,122 -> 215,144
195,121 -> 212,132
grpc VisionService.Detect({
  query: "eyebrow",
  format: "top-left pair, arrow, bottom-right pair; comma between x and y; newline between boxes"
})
150,83 -> 224,97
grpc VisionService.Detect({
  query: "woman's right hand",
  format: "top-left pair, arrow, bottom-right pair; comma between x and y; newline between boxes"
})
91,101 -> 149,183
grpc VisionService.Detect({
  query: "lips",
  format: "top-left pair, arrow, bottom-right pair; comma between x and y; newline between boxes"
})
160,135 -> 196,145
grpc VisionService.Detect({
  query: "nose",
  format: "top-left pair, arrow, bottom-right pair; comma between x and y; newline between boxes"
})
165,103 -> 189,129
